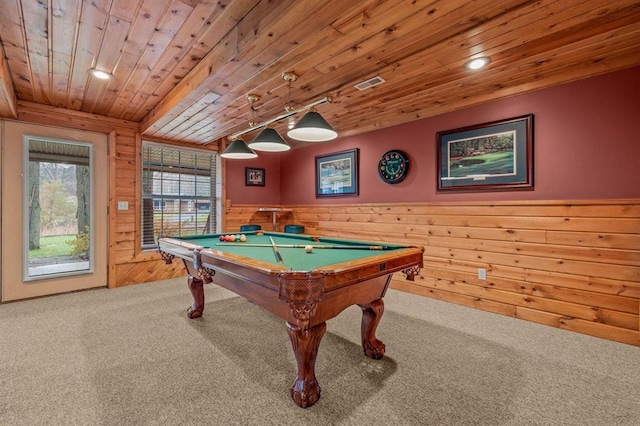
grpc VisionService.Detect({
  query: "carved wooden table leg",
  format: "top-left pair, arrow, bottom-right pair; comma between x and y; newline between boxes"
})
187,275 -> 205,319
286,321 -> 327,408
359,298 -> 386,359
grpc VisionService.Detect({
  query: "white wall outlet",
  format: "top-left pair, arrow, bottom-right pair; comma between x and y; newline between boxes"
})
478,268 -> 487,280
117,201 -> 129,211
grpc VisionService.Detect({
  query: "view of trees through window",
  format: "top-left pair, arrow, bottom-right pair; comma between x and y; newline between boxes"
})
27,139 -> 91,278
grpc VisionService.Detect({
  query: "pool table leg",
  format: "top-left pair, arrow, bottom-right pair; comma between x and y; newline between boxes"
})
187,275 -> 205,319
359,298 -> 386,359
286,321 -> 327,408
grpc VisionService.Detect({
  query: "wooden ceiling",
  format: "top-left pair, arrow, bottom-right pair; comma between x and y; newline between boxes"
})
0,0 -> 639,147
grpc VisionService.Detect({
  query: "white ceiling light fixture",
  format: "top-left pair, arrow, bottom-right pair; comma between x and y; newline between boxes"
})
464,57 -> 491,70
89,68 -> 113,80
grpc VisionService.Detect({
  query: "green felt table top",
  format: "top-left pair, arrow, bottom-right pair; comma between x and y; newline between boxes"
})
172,232 -> 408,271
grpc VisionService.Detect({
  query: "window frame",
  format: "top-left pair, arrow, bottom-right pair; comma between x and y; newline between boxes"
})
22,136 -> 95,281
140,141 -> 220,250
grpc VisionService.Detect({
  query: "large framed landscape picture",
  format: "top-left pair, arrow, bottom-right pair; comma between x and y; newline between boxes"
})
437,114 -> 534,192
315,148 -> 359,197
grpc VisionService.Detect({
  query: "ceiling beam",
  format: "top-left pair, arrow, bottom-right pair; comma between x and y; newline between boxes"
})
0,42 -> 18,118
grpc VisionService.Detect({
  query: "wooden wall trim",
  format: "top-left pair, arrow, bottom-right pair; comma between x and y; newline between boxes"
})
0,43 -> 17,118
134,132 -> 142,258
107,130 -> 117,289
16,100 -> 139,133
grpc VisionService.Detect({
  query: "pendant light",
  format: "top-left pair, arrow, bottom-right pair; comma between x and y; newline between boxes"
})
285,71 -> 337,142
248,127 -> 290,152
287,108 -> 338,142
245,93 -> 290,152
220,138 -> 257,159
223,71 -> 338,155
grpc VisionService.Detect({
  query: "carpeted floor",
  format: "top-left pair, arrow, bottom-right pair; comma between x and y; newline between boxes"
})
0,278 -> 638,425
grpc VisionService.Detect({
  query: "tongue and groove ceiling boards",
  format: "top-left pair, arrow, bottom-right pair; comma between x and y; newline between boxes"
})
0,0 -> 638,145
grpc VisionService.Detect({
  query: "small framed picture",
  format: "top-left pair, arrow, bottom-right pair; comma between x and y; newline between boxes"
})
245,167 -> 265,186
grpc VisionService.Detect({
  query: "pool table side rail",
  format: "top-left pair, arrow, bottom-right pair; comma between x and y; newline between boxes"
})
196,245 -> 424,293
305,247 -> 424,289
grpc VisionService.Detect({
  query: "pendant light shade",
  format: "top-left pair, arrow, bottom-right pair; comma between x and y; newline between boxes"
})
220,138 -> 257,159
247,127 -> 290,152
287,110 -> 338,142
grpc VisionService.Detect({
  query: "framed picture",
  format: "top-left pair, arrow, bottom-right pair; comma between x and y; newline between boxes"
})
437,114 -> 534,192
315,148 -> 359,197
245,167 -> 265,186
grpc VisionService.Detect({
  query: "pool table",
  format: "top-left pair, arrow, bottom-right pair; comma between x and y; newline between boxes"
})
157,231 -> 423,408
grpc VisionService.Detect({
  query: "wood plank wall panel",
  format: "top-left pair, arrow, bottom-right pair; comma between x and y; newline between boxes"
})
9,103 -> 640,344
225,200 -> 640,346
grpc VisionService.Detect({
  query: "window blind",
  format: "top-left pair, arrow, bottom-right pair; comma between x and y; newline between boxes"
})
141,143 -> 217,248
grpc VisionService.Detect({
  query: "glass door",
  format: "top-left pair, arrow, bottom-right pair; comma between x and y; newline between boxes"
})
1,121 -> 107,302
24,139 -> 94,280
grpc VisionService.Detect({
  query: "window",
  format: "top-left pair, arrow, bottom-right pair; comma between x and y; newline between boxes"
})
24,137 -> 93,280
141,142 -> 219,249
153,200 -> 166,211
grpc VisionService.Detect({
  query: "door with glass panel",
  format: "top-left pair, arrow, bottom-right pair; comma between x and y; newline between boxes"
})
1,121 -> 107,301
26,139 -> 95,279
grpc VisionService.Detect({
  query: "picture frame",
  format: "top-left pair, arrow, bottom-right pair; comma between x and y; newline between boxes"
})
315,148 -> 359,197
437,114 -> 534,192
245,167 -> 265,186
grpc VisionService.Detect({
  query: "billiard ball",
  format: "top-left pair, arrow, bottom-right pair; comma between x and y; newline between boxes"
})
305,245 -> 313,253
240,234 -> 247,242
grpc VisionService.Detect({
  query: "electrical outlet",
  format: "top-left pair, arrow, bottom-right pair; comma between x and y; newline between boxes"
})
117,201 -> 129,211
478,268 -> 487,280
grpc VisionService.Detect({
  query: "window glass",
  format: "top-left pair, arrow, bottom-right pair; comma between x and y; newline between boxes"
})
25,138 -> 93,280
141,143 -> 218,248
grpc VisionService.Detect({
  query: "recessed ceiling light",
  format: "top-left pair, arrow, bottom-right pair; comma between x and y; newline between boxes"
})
90,68 -> 113,80
464,57 -> 491,70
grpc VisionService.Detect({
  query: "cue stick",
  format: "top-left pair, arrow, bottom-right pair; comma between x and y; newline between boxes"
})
215,243 -> 393,250
269,236 -> 284,263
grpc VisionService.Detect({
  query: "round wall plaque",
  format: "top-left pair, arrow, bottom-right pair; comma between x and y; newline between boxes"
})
378,150 -> 409,184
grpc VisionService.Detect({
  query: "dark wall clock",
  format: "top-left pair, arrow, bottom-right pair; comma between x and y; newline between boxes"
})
378,150 -> 409,184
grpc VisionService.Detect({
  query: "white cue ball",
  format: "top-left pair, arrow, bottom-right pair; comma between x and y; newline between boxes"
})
305,245 -> 313,253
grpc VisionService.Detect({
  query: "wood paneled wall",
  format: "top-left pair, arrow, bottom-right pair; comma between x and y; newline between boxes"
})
225,200 -> 640,346
12,102 -> 640,346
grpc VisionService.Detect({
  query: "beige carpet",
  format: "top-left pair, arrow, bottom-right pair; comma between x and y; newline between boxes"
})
0,278 -> 638,425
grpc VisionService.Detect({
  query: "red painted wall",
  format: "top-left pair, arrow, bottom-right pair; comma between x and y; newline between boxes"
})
225,151 -> 281,205
225,66 -> 640,204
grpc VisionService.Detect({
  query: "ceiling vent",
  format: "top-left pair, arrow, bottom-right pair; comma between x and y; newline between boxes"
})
354,75 -> 386,90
